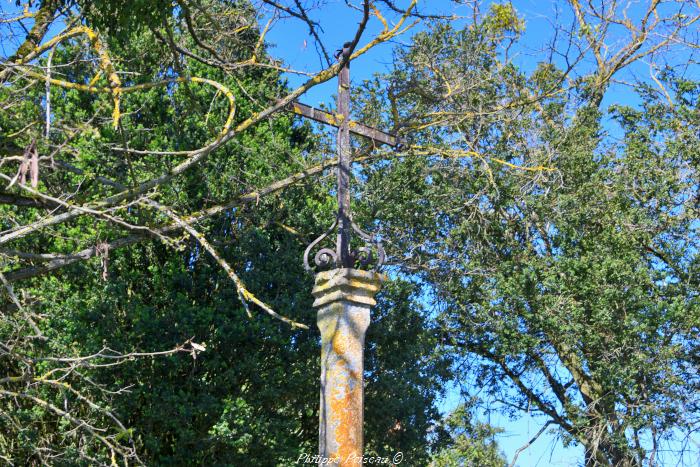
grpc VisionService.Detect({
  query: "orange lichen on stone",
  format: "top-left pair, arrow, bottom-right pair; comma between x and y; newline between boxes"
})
314,269 -> 384,466
329,358 -> 362,465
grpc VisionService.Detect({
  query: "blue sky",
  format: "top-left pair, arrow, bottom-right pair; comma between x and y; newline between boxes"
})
262,0 -> 641,107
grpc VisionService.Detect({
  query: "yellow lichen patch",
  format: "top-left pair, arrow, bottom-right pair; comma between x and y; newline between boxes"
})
46,26 -> 122,128
16,69 -> 236,145
332,331 -> 349,355
15,24 -> 239,136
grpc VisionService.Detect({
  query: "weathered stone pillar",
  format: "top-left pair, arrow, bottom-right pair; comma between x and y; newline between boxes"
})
312,268 -> 384,466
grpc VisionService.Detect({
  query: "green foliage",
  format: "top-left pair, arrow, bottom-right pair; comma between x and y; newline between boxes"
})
483,3 -> 525,37
78,0 -> 173,36
1,1 -> 452,465
430,404 -> 506,467
365,280 -> 452,463
358,16 -> 700,467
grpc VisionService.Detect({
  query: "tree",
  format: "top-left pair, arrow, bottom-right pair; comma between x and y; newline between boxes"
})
1,1 -> 451,464
430,403 -> 506,467
356,3 -> 700,465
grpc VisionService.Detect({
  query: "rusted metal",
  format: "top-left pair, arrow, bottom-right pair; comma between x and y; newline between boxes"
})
336,43 -> 353,270
313,268 -> 385,466
303,215 -> 385,272
288,102 -> 399,147
302,44 -> 386,273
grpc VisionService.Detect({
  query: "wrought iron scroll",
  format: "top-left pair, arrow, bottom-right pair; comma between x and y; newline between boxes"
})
303,216 -> 385,272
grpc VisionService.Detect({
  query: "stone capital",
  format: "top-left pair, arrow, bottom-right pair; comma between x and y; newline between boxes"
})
312,268 -> 385,309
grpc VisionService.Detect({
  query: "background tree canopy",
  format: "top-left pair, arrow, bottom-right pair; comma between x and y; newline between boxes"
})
1,1 -> 699,466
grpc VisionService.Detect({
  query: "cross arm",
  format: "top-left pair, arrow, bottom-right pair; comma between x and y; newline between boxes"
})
288,102 -> 400,147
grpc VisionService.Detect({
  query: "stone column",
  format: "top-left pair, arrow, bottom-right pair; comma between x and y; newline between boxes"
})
312,268 -> 384,467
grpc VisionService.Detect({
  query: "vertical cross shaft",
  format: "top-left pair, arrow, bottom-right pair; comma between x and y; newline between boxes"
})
336,43 -> 353,268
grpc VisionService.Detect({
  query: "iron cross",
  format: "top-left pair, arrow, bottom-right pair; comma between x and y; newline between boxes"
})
296,43 -> 399,272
